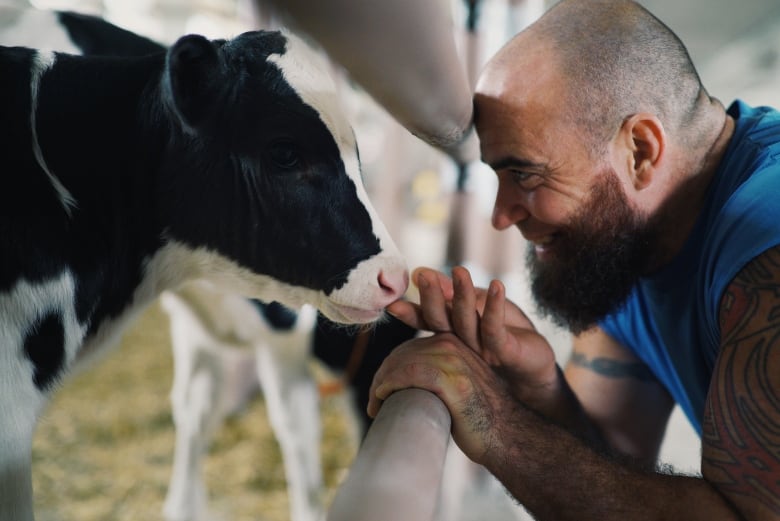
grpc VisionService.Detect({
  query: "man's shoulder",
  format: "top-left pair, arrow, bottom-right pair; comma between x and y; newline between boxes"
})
714,100 -> 780,203
727,99 -> 780,153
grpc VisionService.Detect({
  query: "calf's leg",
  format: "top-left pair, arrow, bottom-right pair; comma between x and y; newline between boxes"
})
161,290 -> 258,521
0,372 -> 44,521
255,305 -> 324,521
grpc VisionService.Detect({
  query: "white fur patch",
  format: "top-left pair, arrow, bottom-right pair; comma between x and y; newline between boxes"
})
29,50 -> 78,217
141,240 -> 324,314
0,271 -> 85,521
0,272 -> 86,398
141,240 -> 392,325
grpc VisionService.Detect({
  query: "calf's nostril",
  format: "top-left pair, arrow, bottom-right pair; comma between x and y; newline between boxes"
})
378,269 -> 409,298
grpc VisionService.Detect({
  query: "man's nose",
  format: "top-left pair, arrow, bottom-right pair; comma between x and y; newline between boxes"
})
491,185 -> 530,230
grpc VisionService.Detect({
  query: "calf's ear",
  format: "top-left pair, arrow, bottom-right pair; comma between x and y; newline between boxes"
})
164,34 -> 223,133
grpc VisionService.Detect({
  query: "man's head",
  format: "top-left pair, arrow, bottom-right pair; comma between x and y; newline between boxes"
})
474,0 -> 716,333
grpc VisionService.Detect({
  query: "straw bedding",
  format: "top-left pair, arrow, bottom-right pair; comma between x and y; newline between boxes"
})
32,301 -> 358,521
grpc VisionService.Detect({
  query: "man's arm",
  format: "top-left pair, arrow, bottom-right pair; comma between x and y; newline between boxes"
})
565,327 -> 675,466
702,243 -> 780,519
508,245 -> 780,519
372,266 -> 747,520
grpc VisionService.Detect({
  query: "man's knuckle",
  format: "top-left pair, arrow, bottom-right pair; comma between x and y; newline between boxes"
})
452,373 -> 473,395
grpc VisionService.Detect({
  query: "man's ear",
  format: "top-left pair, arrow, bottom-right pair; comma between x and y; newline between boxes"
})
619,113 -> 665,191
164,34 -> 223,133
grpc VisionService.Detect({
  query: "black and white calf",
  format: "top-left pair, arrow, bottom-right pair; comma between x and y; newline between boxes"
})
0,21 -> 408,521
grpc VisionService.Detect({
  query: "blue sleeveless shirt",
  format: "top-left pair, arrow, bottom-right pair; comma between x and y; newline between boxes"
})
599,100 -> 780,435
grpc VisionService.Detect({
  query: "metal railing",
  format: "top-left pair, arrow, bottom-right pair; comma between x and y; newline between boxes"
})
327,389 -> 452,521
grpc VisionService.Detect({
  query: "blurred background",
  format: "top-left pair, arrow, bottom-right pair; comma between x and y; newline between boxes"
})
6,0 -> 780,519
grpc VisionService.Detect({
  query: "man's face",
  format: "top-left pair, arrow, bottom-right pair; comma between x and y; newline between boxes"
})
525,169 -> 655,333
475,52 -> 656,333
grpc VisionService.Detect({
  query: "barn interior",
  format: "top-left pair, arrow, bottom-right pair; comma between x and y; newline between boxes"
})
4,0 -> 780,519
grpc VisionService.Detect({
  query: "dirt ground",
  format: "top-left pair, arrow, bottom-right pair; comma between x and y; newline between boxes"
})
31,300 -> 359,521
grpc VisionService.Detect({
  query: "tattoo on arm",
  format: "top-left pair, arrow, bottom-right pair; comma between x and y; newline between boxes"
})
703,244 -> 780,515
570,352 -> 656,383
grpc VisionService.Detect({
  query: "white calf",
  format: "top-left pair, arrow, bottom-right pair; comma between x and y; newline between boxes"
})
160,283 -> 328,521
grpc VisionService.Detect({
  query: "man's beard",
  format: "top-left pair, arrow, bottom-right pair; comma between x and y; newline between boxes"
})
527,170 -> 656,335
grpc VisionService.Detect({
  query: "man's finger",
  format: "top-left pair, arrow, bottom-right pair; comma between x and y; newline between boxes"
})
417,270 -> 453,332
451,266 -> 481,351
413,267 -> 455,300
480,279 -> 508,365
387,300 -> 427,330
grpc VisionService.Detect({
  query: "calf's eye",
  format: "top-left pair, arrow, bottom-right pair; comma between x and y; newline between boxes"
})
268,141 -> 300,169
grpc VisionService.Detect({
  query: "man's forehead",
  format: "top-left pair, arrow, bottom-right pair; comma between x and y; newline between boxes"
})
474,96 -> 573,173
476,46 -> 560,105
474,77 -> 562,132
474,105 -> 539,165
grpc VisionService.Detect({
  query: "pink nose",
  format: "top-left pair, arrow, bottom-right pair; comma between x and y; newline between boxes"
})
378,269 -> 409,302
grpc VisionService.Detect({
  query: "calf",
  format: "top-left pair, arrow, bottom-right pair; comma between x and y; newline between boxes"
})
0,22 -> 408,521
160,282 -> 416,521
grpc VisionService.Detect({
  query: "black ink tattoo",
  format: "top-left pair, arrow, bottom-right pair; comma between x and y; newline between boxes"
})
703,244 -> 780,515
570,352 -> 656,383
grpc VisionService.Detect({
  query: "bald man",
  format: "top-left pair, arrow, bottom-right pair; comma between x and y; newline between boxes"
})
368,1 -> 780,519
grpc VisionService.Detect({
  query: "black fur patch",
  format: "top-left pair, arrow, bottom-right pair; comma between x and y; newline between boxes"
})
24,311 -> 65,391
251,300 -> 298,330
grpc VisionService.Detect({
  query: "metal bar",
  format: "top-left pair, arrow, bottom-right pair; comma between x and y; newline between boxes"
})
326,389 -> 452,521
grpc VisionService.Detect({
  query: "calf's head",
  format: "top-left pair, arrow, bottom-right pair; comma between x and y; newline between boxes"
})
157,30 -> 408,324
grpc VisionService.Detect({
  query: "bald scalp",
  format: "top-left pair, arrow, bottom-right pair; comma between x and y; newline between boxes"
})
495,0 -> 708,153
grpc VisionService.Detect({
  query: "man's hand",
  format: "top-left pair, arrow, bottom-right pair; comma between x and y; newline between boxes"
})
369,266 -> 568,460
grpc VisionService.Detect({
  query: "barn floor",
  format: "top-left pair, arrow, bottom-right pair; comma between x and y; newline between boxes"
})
32,300 -> 359,521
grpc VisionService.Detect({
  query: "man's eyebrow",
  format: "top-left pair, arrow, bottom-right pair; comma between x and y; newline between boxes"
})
489,156 -> 546,171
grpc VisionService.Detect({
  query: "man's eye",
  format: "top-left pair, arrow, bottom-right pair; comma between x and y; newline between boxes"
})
510,170 -> 531,181
509,170 -> 540,188
268,141 -> 300,169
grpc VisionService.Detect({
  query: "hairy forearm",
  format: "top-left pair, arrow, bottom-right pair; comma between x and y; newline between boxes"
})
485,402 -> 742,521
527,365 -> 610,449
